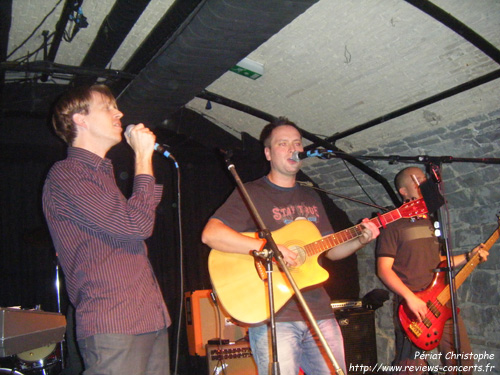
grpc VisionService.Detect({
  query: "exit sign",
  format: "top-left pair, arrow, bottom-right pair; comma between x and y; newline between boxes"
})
230,58 -> 264,80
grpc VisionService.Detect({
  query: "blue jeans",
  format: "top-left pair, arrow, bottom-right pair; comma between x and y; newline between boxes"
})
78,328 -> 169,375
249,319 -> 346,375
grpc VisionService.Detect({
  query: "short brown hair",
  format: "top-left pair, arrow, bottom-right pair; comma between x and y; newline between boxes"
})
259,117 -> 301,147
52,84 -> 115,145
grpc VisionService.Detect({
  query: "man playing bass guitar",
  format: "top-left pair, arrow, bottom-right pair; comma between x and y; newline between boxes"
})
376,166 -> 488,374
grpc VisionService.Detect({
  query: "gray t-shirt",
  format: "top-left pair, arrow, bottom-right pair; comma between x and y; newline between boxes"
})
212,176 -> 336,322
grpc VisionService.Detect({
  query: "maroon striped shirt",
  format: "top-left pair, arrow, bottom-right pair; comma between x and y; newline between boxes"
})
43,147 -> 171,340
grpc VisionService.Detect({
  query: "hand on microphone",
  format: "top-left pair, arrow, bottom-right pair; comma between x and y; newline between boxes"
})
126,124 -> 173,159
125,124 -> 156,158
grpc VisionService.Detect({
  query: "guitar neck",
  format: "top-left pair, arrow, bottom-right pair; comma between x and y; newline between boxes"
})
304,205 -> 410,256
437,225 -> 500,305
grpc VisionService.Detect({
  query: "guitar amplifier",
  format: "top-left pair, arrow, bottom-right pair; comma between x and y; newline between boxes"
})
185,290 -> 247,356
333,305 -> 377,374
206,341 -> 257,375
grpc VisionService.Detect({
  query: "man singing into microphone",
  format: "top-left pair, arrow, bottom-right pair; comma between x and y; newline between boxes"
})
202,117 -> 379,374
43,85 -> 171,374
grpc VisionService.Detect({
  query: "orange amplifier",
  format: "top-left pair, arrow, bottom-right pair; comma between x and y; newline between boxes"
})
185,290 -> 247,356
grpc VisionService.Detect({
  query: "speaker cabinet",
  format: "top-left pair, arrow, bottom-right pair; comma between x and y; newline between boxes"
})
334,309 -> 377,374
185,290 -> 247,356
206,342 -> 257,375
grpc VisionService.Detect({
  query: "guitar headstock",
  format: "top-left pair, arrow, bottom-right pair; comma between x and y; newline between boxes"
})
399,198 -> 429,218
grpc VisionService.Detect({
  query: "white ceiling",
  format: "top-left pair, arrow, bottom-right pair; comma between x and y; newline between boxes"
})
6,0 -> 500,154
185,0 -> 500,151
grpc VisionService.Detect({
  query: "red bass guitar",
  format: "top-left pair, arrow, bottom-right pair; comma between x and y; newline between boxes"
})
398,220 -> 500,350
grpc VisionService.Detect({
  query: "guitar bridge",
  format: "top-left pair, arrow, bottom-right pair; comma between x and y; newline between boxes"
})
409,322 -> 422,338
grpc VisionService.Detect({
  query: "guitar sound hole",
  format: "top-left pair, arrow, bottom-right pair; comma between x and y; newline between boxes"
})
289,245 -> 306,267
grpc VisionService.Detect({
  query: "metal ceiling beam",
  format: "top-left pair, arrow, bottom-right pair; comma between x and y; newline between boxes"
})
326,69 -> 500,142
197,90 -> 276,122
46,0 -> 82,66
72,0 -> 151,86
1,61 -> 136,80
405,0 -> 500,65
323,0 -> 500,143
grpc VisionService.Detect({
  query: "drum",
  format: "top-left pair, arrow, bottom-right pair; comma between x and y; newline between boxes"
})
16,344 -> 56,363
15,343 -> 60,374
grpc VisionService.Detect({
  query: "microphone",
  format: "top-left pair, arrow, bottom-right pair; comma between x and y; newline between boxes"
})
125,124 -> 173,159
291,148 -> 334,162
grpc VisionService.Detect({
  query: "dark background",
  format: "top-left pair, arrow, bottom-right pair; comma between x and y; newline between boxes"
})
1,113 -> 362,374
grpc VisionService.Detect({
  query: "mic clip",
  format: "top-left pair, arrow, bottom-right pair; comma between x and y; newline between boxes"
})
311,148 -> 335,159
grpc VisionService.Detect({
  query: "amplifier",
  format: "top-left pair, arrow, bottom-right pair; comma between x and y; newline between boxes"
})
206,342 -> 257,375
334,308 -> 377,374
331,299 -> 362,311
185,290 -> 247,356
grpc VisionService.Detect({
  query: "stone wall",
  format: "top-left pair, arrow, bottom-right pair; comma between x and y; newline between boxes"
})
302,108 -> 500,372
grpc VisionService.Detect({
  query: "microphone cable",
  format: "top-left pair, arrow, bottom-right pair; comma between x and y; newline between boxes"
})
165,153 -> 184,375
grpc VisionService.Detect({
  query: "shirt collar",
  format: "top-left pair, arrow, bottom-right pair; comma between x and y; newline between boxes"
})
67,147 -> 112,171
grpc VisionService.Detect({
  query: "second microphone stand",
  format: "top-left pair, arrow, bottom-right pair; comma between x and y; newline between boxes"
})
221,151 -> 345,375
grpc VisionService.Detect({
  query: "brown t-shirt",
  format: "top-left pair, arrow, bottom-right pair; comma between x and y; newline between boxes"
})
375,217 -> 441,291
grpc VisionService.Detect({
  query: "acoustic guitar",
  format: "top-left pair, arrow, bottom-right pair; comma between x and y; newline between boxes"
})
208,198 -> 428,324
398,220 -> 499,350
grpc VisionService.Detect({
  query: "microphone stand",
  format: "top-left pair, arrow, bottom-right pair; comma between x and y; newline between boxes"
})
310,149 -> 500,166
220,150 -> 345,375
427,162 -> 463,372
311,150 -> 499,374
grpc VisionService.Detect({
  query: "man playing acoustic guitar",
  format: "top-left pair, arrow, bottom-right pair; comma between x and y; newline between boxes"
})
376,166 -> 488,374
202,117 -> 379,375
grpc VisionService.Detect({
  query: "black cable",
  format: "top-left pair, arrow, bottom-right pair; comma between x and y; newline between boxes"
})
7,0 -> 64,59
169,155 -> 185,375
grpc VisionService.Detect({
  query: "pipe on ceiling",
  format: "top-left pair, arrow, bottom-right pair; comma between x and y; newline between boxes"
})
73,0 -> 152,86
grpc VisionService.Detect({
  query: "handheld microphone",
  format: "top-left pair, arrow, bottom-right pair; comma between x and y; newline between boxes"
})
291,148 -> 334,162
125,124 -> 173,159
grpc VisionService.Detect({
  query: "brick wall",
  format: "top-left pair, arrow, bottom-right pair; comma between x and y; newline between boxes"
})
302,107 -> 500,371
